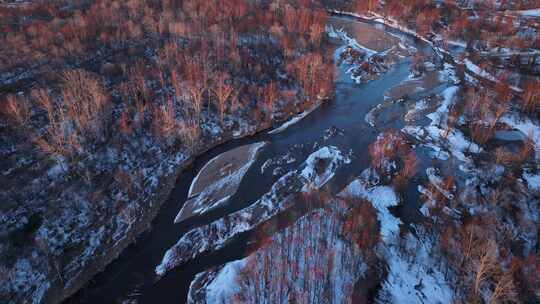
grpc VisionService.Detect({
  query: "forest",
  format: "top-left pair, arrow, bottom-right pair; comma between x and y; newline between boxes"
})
0,0 -> 538,303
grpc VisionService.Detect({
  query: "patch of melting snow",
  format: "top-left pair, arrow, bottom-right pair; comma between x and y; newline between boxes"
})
516,9 -> 540,17
260,152 -> 296,175
260,158 -> 273,174
463,59 -> 497,82
523,171 -> 540,191
425,167 -> 454,199
440,63 -> 458,84
427,86 -> 458,127
448,40 -> 467,48
404,99 -> 428,122
204,258 -> 247,304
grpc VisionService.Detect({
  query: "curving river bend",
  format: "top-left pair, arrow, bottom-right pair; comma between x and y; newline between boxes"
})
67,15 -> 452,303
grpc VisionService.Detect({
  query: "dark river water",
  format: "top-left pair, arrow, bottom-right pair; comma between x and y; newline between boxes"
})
67,15 -> 445,304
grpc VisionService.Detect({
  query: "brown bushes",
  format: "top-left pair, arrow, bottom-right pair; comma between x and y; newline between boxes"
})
368,130 -> 409,172
394,151 -> 419,191
32,69 -> 109,158
288,52 -> 334,102
521,80 -> 540,115
213,73 -> 237,123
151,98 -> 177,142
2,94 -> 30,126
178,119 -> 200,153
61,69 -> 108,138
341,198 -> 380,255
438,218 -> 521,304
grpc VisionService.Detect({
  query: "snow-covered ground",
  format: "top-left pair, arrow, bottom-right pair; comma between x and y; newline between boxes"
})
341,169 -> 454,303
176,12 -> 539,304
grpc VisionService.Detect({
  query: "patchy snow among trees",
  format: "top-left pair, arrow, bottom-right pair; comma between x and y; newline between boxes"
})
190,204 -> 367,304
341,169 -> 455,303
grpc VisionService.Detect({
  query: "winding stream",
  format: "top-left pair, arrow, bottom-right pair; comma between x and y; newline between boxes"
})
67,15 -> 450,304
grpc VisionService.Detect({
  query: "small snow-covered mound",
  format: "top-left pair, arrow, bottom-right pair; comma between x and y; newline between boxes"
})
300,146 -> 351,191
329,25 -> 407,84
193,258 -> 248,304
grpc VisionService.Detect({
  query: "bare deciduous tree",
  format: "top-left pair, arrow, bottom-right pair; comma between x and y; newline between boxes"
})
213,72 -> 236,123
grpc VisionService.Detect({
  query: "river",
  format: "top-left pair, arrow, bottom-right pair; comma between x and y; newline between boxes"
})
67,14 -> 450,304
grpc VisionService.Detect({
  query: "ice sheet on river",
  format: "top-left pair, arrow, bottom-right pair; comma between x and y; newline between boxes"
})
156,146 -> 350,275
175,142 -> 267,223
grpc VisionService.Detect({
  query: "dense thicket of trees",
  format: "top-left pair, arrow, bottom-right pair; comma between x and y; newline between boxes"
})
1,0 -> 335,160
